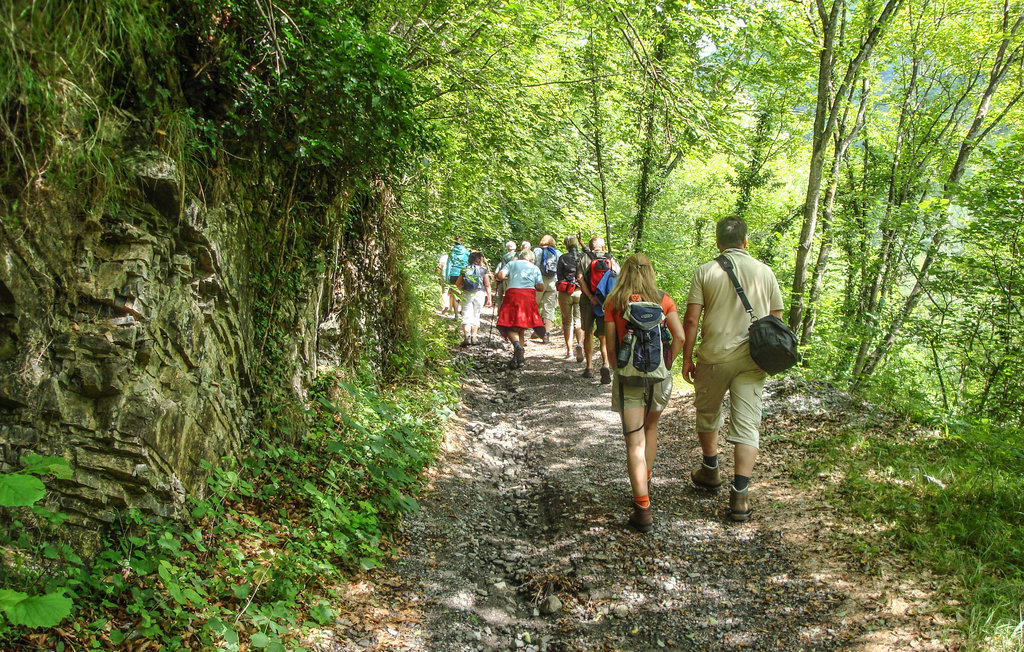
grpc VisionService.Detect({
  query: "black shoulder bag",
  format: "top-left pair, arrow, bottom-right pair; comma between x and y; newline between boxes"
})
715,255 -> 800,375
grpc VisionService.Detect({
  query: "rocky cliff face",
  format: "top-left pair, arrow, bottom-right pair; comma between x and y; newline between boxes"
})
1,150 -> 408,543
1,154 -> 259,536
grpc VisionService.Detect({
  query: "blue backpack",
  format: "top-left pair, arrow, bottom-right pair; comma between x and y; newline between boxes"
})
446,244 -> 469,278
540,246 -> 559,277
591,268 -> 618,317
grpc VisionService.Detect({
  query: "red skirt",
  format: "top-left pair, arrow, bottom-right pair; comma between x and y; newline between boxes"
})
497,288 -> 546,339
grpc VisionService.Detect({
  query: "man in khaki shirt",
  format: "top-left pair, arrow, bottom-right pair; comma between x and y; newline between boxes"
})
682,217 -> 784,522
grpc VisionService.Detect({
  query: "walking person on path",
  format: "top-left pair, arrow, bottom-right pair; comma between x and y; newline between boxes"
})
577,236 -> 618,384
445,237 -> 470,317
682,217 -> 784,522
494,240 -> 517,308
533,235 -> 560,344
495,250 -> 546,369
556,236 -> 585,361
604,253 -> 684,533
456,251 -> 493,346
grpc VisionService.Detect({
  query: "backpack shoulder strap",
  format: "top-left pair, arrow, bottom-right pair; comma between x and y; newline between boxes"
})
715,255 -> 756,322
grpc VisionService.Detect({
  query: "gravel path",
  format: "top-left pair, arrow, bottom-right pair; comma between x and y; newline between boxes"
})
307,316 -> 958,651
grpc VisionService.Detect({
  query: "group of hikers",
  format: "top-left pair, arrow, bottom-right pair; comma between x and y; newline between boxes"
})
437,217 -> 785,531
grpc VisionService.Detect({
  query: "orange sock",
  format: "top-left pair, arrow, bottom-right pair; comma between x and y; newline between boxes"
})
633,494 -> 650,508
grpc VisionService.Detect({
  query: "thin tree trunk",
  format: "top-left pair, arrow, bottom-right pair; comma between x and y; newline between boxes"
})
802,78 -> 869,343
789,0 -> 907,331
588,32 -> 611,248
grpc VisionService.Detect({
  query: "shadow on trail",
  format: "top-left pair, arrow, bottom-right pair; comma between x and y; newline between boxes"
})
370,313 -> 859,651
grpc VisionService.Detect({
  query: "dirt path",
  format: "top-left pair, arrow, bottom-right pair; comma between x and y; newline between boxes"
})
307,316 -> 959,651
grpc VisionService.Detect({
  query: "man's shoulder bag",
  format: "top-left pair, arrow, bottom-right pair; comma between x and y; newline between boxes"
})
715,255 -> 800,375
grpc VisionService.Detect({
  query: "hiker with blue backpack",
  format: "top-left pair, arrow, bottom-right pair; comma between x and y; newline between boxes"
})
532,234 -> 561,344
495,249 -> 546,369
456,251 -> 493,346
577,236 -> 618,384
603,253 -> 685,533
445,238 -> 471,317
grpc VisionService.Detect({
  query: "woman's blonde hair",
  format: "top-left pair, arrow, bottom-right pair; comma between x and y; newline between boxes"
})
539,234 -> 555,247
605,253 -> 660,313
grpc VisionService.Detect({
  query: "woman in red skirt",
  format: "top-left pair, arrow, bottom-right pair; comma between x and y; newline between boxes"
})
495,250 -> 546,368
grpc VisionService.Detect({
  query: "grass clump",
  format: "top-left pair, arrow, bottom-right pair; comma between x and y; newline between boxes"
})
799,420 -> 1024,649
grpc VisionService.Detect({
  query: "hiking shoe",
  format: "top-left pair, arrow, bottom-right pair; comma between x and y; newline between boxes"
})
515,346 -> 525,367
509,351 -> 519,369
460,339 -> 471,347
574,343 -> 584,362
691,463 -> 723,490
582,367 -> 594,378
543,335 -> 551,345
729,486 -> 751,522
599,366 -> 611,385
564,352 -> 574,360
629,503 -> 653,533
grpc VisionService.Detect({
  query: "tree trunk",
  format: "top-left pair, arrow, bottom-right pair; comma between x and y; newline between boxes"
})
789,0 -> 907,331
802,78 -> 869,343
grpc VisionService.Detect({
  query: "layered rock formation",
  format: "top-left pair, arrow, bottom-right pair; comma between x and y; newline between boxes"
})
1,154 -> 257,535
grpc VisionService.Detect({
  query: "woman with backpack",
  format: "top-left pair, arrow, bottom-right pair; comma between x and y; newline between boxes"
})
556,236 -> 585,361
495,250 -> 546,368
456,251 -> 493,346
603,253 -> 685,533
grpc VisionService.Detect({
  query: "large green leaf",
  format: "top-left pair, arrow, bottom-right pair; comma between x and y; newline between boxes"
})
19,455 -> 73,479
0,474 -> 46,507
2,592 -> 73,628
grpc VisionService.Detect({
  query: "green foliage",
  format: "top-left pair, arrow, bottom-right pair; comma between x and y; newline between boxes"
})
0,344 -> 459,648
0,456 -> 74,631
797,423 -> 1024,649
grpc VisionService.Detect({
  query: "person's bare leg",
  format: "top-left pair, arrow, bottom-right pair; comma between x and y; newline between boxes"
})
622,407 -> 649,498
583,331 -> 594,372
644,410 -> 662,478
698,431 -> 718,457
734,443 -> 757,478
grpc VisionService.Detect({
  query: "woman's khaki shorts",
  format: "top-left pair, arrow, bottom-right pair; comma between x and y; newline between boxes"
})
557,290 -> 582,330
611,373 -> 673,414
693,355 -> 767,449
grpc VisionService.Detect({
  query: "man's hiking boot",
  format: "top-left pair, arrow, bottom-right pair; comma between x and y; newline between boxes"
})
628,503 -> 653,533
691,463 -> 723,490
599,366 -> 611,385
729,486 -> 751,522
574,343 -> 584,363
582,367 -> 594,378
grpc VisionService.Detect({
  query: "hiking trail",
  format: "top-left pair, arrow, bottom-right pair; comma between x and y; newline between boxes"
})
306,315 -> 957,651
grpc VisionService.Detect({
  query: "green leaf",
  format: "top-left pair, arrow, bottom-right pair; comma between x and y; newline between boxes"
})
309,603 -> 334,625
0,589 -> 28,609
250,632 -> 271,648
20,455 -> 73,479
2,592 -> 73,628
0,474 -> 46,507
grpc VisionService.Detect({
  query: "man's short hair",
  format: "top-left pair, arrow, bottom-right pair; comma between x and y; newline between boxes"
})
590,236 -> 605,251
716,218 -> 747,248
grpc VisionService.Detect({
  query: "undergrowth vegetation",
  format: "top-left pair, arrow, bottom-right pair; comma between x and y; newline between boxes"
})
0,318 -> 460,649
795,421 -> 1024,650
